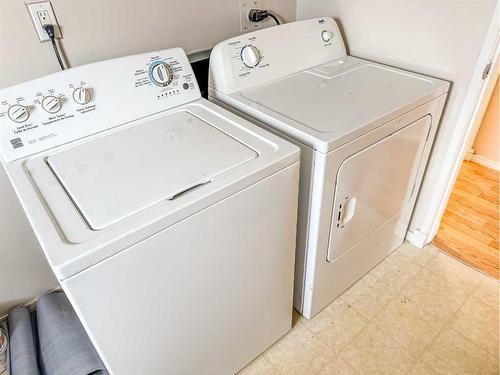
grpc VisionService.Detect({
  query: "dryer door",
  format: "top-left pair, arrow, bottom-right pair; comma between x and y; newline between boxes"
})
327,115 -> 431,262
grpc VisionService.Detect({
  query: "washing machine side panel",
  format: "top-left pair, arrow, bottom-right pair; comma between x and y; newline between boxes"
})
302,97 -> 445,319
61,163 -> 300,375
209,94 -> 315,313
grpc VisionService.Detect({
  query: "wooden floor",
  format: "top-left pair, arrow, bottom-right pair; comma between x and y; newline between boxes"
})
433,161 -> 499,279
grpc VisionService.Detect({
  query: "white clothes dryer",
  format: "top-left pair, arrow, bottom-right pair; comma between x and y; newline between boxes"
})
209,18 -> 449,318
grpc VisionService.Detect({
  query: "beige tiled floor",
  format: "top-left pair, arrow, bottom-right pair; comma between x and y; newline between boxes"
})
238,242 -> 499,375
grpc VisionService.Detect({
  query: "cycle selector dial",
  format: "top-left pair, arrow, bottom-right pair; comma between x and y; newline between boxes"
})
149,62 -> 174,87
73,87 -> 92,105
321,30 -> 333,42
41,96 -> 62,113
8,104 -> 30,123
241,45 -> 261,68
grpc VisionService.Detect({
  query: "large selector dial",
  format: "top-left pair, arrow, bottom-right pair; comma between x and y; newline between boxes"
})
8,104 -> 30,123
240,45 -> 261,68
149,61 -> 174,87
73,87 -> 92,105
321,30 -> 333,42
41,96 -> 62,113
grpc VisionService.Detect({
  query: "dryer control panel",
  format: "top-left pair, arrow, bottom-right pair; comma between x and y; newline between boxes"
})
0,47 -> 200,162
209,17 -> 347,94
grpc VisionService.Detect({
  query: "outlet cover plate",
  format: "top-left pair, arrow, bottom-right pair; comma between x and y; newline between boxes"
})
26,1 -> 61,42
240,0 -> 263,32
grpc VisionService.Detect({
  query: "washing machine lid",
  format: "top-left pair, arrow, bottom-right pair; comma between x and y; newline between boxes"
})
46,110 -> 257,230
10,100 -> 299,280
237,57 -> 449,152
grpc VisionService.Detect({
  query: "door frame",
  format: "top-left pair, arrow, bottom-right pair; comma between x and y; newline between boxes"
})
410,4 -> 499,247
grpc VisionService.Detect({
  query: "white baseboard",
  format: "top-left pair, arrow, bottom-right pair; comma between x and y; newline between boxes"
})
464,148 -> 474,161
0,297 -> 37,323
0,287 -> 62,323
406,229 -> 428,248
470,154 -> 500,171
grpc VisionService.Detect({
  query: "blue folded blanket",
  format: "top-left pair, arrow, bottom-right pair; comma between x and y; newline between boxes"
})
8,306 -> 39,375
36,293 -> 108,375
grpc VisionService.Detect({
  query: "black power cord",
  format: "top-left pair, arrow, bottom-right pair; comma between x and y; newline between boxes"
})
248,9 -> 280,25
42,24 -> 66,70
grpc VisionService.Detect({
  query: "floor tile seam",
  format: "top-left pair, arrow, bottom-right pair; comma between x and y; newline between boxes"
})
430,245 -> 499,281
447,296 -> 500,360
374,286 -> 459,361
447,322 -> 500,363
416,279 -> 472,322
418,300 -> 499,366
308,309 -> 371,356
367,298 -> 448,358
471,275 -> 500,296
258,354 -> 285,375
374,254 -> 426,280
416,318 -> 457,374
336,308 -> 420,370
403,361 -> 439,375
291,320 -> 361,375
420,256 -> 482,294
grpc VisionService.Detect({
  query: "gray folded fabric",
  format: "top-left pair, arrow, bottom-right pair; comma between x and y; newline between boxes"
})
36,293 -> 108,375
8,306 -> 40,375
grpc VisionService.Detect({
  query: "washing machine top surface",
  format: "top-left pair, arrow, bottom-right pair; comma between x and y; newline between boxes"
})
46,110 -> 257,230
209,18 -> 449,152
0,48 -> 299,280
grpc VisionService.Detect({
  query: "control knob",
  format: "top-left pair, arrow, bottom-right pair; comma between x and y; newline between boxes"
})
321,30 -> 333,42
41,96 -> 62,113
240,45 -> 261,68
73,87 -> 92,105
8,104 -> 29,123
149,62 -> 174,87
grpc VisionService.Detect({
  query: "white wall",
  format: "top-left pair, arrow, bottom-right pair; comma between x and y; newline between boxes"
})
0,165 -> 58,317
1,0 -> 296,88
297,0 -> 497,237
0,0 -> 296,317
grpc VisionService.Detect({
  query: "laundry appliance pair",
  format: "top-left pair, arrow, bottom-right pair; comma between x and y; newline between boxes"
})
0,17 -> 448,374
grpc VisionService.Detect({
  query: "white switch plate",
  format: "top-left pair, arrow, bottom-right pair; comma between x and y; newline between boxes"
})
26,1 -> 61,42
239,0 -> 263,32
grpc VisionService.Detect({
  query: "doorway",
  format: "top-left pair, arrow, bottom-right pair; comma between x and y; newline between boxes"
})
433,79 -> 499,279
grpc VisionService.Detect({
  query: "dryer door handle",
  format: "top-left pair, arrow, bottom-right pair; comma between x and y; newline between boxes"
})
339,196 -> 357,226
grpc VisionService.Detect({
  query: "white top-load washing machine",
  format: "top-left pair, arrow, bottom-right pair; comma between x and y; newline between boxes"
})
0,48 -> 300,374
209,18 -> 449,319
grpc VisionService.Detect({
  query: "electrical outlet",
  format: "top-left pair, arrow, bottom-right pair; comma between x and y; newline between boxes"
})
239,0 -> 263,32
37,10 -> 50,26
26,1 -> 61,42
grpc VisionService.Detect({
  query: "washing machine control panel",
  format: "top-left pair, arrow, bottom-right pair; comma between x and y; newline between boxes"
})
0,48 -> 200,162
210,17 -> 347,94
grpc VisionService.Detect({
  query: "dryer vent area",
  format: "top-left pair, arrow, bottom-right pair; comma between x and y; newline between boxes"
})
1,292 -> 107,375
191,57 -> 210,99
